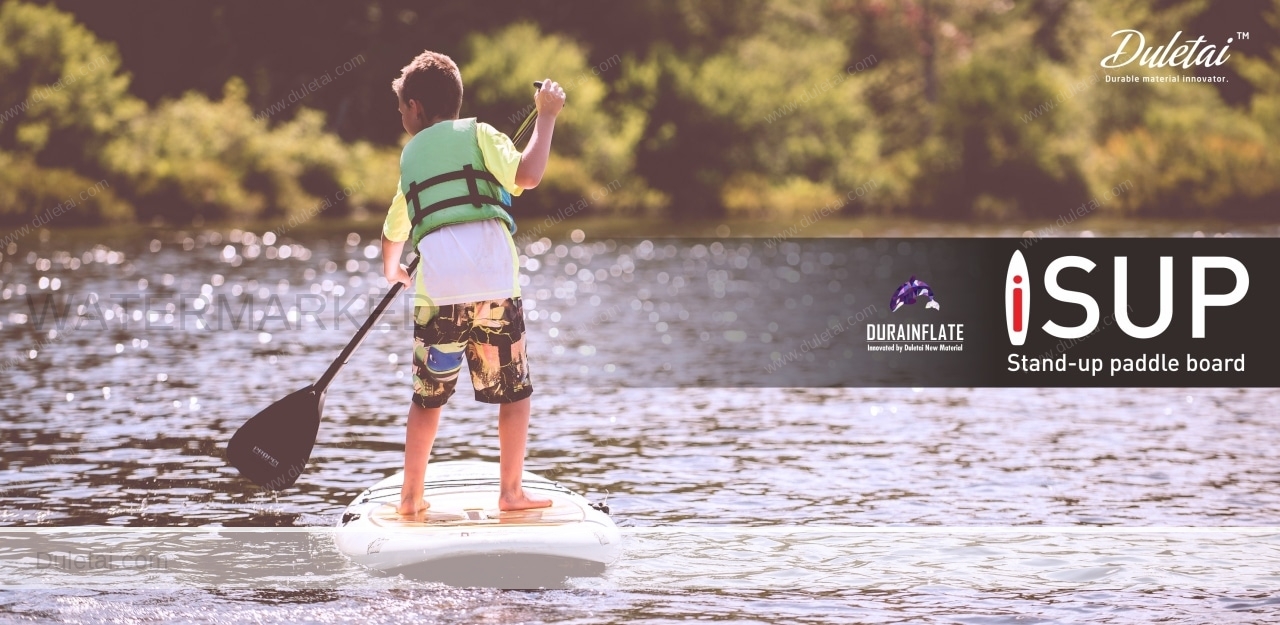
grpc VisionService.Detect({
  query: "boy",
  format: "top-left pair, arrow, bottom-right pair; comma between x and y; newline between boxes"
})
380,50 -> 565,516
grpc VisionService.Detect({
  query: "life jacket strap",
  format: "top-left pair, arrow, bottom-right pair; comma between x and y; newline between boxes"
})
406,164 -> 511,230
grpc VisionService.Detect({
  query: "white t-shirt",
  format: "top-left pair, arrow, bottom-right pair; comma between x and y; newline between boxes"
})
411,218 -> 520,307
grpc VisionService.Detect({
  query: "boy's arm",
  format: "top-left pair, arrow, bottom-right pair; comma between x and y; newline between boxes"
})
514,79 -> 566,189
382,183 -> 413,288
382,235 -> 411,288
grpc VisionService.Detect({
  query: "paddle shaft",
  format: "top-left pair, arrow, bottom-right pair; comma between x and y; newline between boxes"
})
314,255 -> 420,394
511,81 -> 544,148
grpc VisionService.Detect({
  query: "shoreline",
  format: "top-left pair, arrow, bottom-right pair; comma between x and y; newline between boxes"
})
12,215 -> 1280,247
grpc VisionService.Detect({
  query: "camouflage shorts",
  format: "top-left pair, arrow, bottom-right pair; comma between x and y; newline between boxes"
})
410,297 -> 533,408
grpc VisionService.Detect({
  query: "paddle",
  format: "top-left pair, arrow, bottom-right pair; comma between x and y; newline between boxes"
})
510,81 -> 544,148
227,256 -> 420,490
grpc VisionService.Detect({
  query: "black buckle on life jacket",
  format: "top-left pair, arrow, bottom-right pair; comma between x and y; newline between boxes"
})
406,165 -> 512,230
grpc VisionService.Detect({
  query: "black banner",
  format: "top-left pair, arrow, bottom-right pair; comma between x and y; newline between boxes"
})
537,237 -> 1277,387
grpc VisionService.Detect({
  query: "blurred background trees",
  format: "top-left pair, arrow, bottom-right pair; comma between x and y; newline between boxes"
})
1,0 -> 1276,227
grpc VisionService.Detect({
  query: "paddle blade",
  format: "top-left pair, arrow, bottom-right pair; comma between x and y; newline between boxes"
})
226,385 -> 325,490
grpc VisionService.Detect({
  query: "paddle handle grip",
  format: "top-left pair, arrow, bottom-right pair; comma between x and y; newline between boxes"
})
314,255 -> 420,394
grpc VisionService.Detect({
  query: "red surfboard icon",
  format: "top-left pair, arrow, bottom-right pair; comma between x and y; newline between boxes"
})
1006,251 -> 1030,346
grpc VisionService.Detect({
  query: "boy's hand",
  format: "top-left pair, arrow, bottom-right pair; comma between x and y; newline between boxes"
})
535,79 -> 565,118
515,81 -> 563,188
386,263 -> 412,289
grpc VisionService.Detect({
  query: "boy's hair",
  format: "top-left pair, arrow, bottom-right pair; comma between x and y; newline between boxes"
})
392,50 -> 463,120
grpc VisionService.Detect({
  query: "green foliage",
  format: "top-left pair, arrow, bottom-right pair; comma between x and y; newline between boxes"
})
1077,0 -> 1280,218
0,151 -> 131,225
1085,82 -> 1275,218
1237,48 -> 1280,136
0,0 -> 141,168
628,0 -> 884,219
675,2 -> 882,218
101,79 -> 396,224
461,23 -> 654,215
101,80 -> 267,222
4,0 -> 1280,226
0,0 -> 395,228
925,56 -> 1091,219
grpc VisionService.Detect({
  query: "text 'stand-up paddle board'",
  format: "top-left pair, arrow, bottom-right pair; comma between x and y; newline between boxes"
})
335,461 -> 620,588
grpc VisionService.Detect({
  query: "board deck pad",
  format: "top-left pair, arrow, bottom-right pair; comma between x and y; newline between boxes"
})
336,462 -> 620,588
366,490 -> 586,528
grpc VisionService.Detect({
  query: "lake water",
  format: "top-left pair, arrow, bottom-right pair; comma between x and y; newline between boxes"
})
1,222 -> 1278,623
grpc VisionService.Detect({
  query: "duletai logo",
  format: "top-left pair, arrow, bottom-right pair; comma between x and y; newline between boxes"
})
1006,251 -> 1030,346
1101,29 -> 1234,69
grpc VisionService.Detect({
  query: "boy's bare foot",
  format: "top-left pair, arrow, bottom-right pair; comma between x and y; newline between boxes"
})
499,490 -> 553,512
397,498 -> 430,517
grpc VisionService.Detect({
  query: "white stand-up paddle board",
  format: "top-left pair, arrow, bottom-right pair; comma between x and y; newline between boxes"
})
335,461 -> 620,587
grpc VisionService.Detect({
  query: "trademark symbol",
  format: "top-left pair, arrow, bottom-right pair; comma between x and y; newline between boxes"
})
1237,31 -> 1249,39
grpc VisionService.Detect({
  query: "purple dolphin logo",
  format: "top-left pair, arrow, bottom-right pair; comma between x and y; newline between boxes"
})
890,275 -> 940,312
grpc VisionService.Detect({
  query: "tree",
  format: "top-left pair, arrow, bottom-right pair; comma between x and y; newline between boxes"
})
0,0 -> 141,171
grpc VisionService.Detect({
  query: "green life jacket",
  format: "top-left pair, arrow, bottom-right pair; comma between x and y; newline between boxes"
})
400,117 -> 516,250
